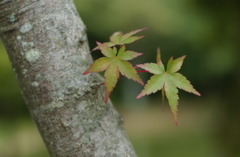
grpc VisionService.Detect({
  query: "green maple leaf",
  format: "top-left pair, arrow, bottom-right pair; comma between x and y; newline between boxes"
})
92,28 -> 147,51
83,42 -> 144,102
136,49 -> 200,125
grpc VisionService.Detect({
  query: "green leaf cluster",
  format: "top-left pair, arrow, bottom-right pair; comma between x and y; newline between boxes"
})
83,41 -> 144,102
83,29 -> 200,125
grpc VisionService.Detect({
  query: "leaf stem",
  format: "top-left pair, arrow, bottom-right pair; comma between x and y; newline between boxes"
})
137,70 -> 149,73
134,66 -> 149,73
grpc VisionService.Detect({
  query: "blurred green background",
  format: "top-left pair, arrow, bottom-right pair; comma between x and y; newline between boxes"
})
1,0 -> 239,156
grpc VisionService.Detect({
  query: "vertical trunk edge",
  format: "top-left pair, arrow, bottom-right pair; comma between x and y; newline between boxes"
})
0,0 -> 137,157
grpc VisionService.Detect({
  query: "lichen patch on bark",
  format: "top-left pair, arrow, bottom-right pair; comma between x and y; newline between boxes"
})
9,13 -> 17,23
22,69 -> 28,75
20,22 -> 33,33
25,49 -> 41,62
31,81 -> 39,87
17,36 -> 22,40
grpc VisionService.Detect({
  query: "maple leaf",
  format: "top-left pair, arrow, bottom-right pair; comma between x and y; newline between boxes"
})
83,42 -> 144,102
92,28 -> 147,51
136,49 -> 200,125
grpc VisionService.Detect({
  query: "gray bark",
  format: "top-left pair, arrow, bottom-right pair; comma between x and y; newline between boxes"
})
0,0 -> 137,157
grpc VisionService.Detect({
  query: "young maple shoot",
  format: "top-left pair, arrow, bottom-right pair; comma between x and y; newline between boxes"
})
136,48 -> 201,125
84,28 -> 146,102
83,28 -> 200,125
83,42 -> 144,102
92,28 -> 147,51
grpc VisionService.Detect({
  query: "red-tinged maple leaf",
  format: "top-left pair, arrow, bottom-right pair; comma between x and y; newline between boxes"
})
83,42 -> 144,102
136,49 -> 200,125
92,28 -> 147,51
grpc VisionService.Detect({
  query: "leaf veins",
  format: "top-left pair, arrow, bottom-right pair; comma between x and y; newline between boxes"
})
137,49 -> 200,125
83,42 -> 144,102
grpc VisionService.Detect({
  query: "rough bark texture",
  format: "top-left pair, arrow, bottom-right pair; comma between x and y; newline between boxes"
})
0,0 -> 137,157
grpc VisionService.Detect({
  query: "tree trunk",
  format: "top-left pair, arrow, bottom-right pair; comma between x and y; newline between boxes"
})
0,0 -> 137,156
